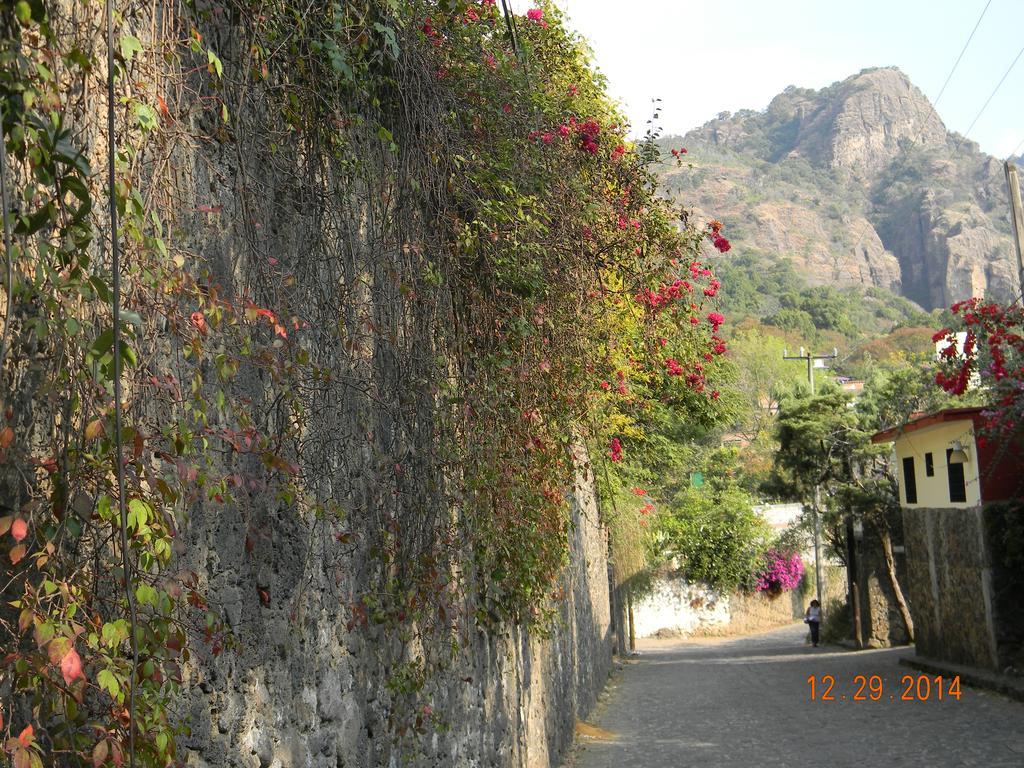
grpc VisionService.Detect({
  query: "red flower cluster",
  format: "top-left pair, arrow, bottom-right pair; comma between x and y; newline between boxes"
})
664,358 -> 684,376
670,147 -> 687,157
615,369 -> 628,395
577,119 -> 600,154
707,312 -> 725,331
635,278 -> 692,310
608,437 -> 623,462
611,144 -> 626,161
712,234 -> 731,253
703,278 -> 721,297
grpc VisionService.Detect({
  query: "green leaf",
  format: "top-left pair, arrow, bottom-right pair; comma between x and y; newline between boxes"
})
90,328 -> 115,358
127,498 -> 150,529
134,102 -> 159,132
97,668 -> 120,699
135,583 -> 158,606
120,34 -> 143,61
119,308 -> 142,330
89,275 -> 112,302
207,49 -> 223,78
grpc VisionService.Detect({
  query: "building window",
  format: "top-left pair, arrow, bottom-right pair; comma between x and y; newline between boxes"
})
946,449 -> 967,503
902,456 -> 918,504
925,452 -> 934,477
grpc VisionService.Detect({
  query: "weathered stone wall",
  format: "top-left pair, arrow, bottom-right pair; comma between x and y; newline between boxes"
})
5,4 -> 617,764
853,528 -> 911,648
631,575 -> 806,639
182,458 -> 612,768
902,507 -> 999,669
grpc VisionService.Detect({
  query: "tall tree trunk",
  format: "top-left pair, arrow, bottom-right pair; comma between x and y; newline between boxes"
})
879,524 -> 914,642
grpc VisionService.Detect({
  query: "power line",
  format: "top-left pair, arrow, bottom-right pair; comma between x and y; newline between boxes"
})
1009,135 -> 1024,160
957,42 -> 1024,150
932,0 -> 993,108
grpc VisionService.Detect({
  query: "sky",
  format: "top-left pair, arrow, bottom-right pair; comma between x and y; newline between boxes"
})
511,0 -> 1024,158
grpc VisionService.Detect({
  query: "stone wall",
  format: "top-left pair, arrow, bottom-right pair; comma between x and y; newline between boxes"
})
182,460 -> 612,768
0,5 -> 618,764
853,527 -> 912,648
631,575 -> 806,639
902,507 -> 999,669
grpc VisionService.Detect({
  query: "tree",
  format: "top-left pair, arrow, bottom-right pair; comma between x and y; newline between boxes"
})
769,385 -> 915,639
650,446 -> 774,592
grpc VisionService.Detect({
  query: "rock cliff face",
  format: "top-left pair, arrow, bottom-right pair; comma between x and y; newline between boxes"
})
665,68 -> 1018,309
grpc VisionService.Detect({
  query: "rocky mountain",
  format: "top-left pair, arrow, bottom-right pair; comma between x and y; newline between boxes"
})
661,67 -> 1018,310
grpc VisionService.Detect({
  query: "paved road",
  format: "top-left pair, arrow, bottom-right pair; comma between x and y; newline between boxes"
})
568,623 -> 1024,768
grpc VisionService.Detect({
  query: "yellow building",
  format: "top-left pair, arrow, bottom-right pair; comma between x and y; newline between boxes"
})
872,407 -> 1019,671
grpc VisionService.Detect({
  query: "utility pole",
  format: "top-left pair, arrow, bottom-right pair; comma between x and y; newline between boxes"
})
782,347 -> 838,396
1005,160 -> 1024,295
782,347 -> 839,608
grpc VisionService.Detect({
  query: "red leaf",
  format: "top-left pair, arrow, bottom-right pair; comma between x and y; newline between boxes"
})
61,647 -> 84,685
11,517 -> 28,542
92,739 -> 109,768
0,426 -> 12,448
10,544 -> 27,565
17,723 -> 34,747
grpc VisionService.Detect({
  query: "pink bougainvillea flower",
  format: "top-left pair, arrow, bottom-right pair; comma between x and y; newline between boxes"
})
711,390 -> 720,400
11,517 -> 28,542
612,144 -> 626,161
464,7 -> 479,21
664,358 -> 684,376
502,103 -> 512,114
713,234 -> 731,253
707,312 -> 725,330
526,7 -> 543,21
190,311 -> 207,333
541,132 -> 553,144
632,487 -> 647,496
608,437 -> 623,462
567,85 -> 578,96
60,647 -> 84,686
558,124 -> 570,137
599,380 -> 610,390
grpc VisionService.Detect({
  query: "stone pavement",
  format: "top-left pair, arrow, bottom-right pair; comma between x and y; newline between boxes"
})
567,623 -> 1024,768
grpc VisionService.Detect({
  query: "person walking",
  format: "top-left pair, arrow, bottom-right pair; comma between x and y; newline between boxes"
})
805,599 -> 822,647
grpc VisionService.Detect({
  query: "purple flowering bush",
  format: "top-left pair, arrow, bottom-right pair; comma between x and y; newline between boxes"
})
754,549 -> 805,593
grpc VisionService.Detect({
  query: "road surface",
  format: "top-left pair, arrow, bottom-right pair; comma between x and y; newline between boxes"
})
568,623 -> 1024,768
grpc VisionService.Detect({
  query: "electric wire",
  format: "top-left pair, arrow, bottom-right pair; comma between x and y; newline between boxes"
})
1009,135 -> 1024,160
932,0 -> 992,109
105,0 -> 139,764
956,42 -> 1024,151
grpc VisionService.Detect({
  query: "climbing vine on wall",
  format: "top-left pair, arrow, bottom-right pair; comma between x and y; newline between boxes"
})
0,0 -> 732,764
